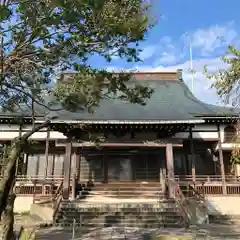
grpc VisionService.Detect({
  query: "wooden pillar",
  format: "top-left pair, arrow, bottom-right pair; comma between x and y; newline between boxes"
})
72,173 -> 76,200
159,149 -> 167,195
16,124 -> 23,176
103,151 -> 108,183
166,143 -> 175,198
189,127 -> 196,183
75,151 -> 81,181
132,154 -> 136,181
51,154 -> 55,178
44,128 -> 50,179
35,155 -> 40,179
63,140 -> 72,200
24,153 -> 28,176
217,124 -> 227,194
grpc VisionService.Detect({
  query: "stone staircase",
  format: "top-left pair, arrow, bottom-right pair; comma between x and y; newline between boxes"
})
51,182 -> 189,231
54,199 -> 187,231
87,182 -> 165,199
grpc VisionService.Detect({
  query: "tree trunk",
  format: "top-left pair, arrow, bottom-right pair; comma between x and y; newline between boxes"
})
0,120 -> 51,239
2,193 -> 16,240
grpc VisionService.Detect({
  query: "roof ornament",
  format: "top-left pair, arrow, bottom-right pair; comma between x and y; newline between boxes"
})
143,140 -> 165,145
177,69 -> 183,81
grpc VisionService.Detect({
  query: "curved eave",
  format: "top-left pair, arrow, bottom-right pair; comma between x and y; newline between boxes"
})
194,115 -> 239,123
0,78 -> 238,123
193,114 -> 238,117
35,119 -> 205,124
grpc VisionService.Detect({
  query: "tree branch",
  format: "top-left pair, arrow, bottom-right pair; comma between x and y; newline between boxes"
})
22,119 -> 51,140
2,82 -> 64,112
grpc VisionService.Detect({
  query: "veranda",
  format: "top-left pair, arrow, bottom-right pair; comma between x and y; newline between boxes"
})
2,118 -> 239,201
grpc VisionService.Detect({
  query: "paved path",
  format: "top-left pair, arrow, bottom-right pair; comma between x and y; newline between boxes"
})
2,214 -> 240,239
35,225 -> 240,240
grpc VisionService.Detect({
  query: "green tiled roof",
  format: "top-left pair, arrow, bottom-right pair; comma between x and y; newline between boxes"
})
0,79 -> 238,122
47,80 -> 239,121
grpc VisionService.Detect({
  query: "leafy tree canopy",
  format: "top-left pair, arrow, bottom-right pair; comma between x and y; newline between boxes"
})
204,45 -> 240,170
204,45 -> 240,107
0,2 -> 155,237
0,0 -> 155,115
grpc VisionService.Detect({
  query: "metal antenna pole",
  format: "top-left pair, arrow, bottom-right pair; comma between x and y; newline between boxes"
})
189,41 -> 194,94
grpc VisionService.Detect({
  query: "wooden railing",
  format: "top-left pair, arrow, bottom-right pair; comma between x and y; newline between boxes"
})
224,131 -> 236,142
174,182 -> 190,228
12,175 -> 64,196
175,175 -> 240,183
52,181 -> 63,221
174,175 -> 240,195
188,184 -> 205,200
8,173 -> 240,197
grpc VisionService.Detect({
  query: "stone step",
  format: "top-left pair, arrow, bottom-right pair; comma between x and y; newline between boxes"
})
61,199 -> 177,206
54,221 -> 184,229
58,206 -> 181,213
55,212 -> 185,227
56,212 -> 183,221
54,199 -> 186,229
89,189 -> 162,194
76,183 -> 163,200
76,193 -> 163,199
209,215 -> 240,225
93,183 -> 161,191
33,195 -> 53,204
35,227 -> 199,240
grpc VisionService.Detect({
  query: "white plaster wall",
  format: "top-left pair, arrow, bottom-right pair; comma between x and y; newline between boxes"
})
173,124 -> 226,141
174,132 -> 218,139
14,196 -> 33,213
206,196 -> 240,215
0,123 -> 227,142
13,195 -> 240,216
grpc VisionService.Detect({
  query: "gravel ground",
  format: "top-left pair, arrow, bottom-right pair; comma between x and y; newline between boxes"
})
2,214 -> 240,239
35,225 -> 240,240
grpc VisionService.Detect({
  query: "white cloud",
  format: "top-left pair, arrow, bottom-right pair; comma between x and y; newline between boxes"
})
188,22 -> 238,56
105,22 -> 239,105
139,45 -> 157,60
154,22 -> 238,66
155,52 -> 178,65
106,57 -> 226,105
153,36 -> 183,65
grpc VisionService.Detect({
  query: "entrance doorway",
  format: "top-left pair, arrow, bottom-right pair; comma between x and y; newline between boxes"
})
108,154 -> 133,181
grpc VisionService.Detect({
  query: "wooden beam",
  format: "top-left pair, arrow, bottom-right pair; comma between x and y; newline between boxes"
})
24,153 -> 28,176
55,142 -> 183,147
44,128 -> 50,179
51,154 -> 55,179
15,124 -> 23,176
132,155 -> 136,181
103,152 -> 108,183
62,140 -> 72,200
75,151 -> 80,182
189,127 -> 196,183
217,124 -> 227,194
166,143 -> 175,198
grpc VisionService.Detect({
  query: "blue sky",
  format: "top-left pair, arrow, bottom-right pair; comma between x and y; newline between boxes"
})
90,0 -> 240,106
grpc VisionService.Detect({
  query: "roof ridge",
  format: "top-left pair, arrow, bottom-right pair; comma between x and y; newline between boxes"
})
60,70 -> 183,83
179,81 -> 216,114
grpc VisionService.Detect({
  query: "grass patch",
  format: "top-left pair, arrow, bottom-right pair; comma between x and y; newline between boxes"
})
14,211 -> 30,216
155,236 -> 193,240
18,227 -> 36,240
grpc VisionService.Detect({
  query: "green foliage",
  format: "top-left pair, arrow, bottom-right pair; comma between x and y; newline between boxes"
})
0,3 -> 155,238
204,45 -> 240,106
0,0 -> 155,114
230,138 -> 240,167
18,227 -> 36,240
55,68 -> 154,112
204,47 -> 240,168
